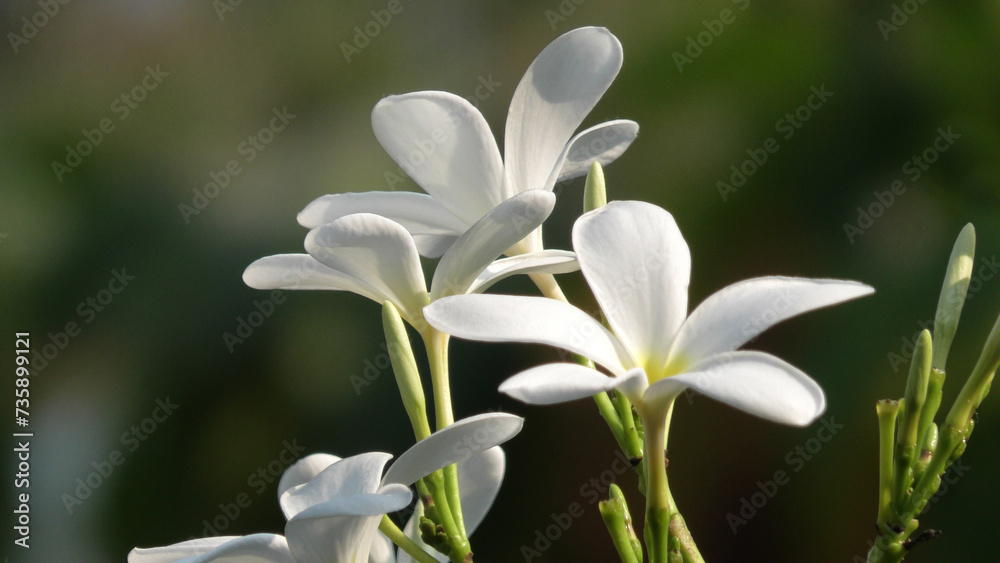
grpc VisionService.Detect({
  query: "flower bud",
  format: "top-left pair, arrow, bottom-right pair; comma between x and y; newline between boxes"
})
932,223 -> 975,371
584,161 -> 607,213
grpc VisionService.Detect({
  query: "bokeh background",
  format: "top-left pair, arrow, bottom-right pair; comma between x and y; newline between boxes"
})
2,1 -> 1000,561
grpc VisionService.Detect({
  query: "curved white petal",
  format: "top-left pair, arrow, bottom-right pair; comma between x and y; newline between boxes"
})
574,201 -> 690,371
499,363 -> 645,405
243,254 -> 387,304
372,92 -> 505,225
424,294 -> 632,375
298,192 -> 467,258
280,452 -> 392,521
550,120 -> 639,188
663,351 -> 827,427
467,250 -> 578,295
278,453 -> 342,502
382,413 -> 523,486
285,486 -> 411,563
430,190 -> 556,300
668,277 -> 875,368
505,27 -> 623,195
128,534 -> 295,563
305,215 -> 429,322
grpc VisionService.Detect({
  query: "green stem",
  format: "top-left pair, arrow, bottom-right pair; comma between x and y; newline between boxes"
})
424,329 -> 469,554
379,515 -> 441,563
641,406 -> 673,563
875,400 -> 900,526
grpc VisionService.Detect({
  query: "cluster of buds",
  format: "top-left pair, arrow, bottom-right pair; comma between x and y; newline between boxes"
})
870,225 -> 1000,562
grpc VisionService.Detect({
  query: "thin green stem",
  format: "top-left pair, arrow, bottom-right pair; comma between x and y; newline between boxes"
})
641,407 -> 672,563
424,329 -> 467,543
379,515 -> 441,563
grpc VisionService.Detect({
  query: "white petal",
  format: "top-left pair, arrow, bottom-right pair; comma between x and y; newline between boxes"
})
372,92 -> 505,225
129,534 -> 295,563
551,120 -> 639,187
505,27 -> 623,194
297,192 -> 467,258
243,254 -> 386,303
430,190 -> 556,300
368,533 -> 396,563
280,452 -> 392,521
455,446 -> 505,535
305,215 -> 429,323
667,277 -> 875,368
499,363 -> 643,405
467,250 -> 579,295
574,201 -> 690,370
382,413 -> 523,486
278,453 -> 341,503
285,487 -> 411,563
424,294 -> 632,375
663,351 -> 827,427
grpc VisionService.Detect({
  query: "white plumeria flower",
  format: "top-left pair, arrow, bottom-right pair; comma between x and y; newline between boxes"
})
129,413 -> 521,563
424,201 -> 875,426
297,26 -> 638,258
243,190 -> 577,332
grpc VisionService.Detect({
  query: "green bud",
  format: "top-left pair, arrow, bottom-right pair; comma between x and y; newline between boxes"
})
584,161 -> 607,213
599,484 -> 642,563
899,330 -> 932,449
932,223 -> 975,371
945,310 -> 1000,432
382,301 -> 432,441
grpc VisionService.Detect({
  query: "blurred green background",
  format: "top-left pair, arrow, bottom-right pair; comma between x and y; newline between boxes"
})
2,1 -> 1000,561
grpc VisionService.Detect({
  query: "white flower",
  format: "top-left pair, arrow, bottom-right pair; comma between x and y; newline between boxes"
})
243,190 -> 577,332
129,413 -> 522,563
424,201 -> 875,425
297,26 -> 638,258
